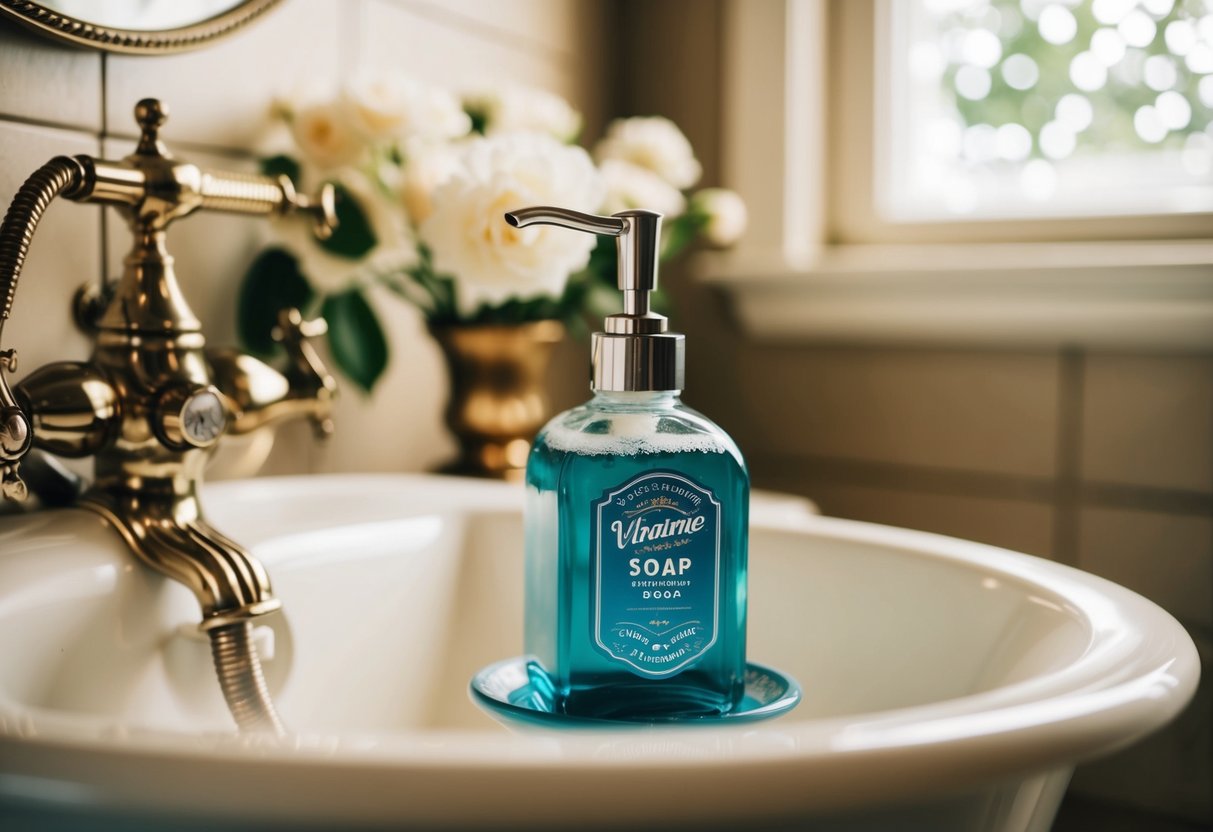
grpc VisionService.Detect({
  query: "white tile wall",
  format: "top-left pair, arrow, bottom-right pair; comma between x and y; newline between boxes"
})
359,0 -> 573,97
105,0 -> 344,153
403,0 -> 584,57
0,25 -> 101,130
0,0 -> 600,477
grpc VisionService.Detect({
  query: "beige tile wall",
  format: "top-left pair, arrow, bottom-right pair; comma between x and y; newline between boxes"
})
0,0 -> 605,478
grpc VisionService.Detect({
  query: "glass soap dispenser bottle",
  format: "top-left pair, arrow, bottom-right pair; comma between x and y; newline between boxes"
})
507,206 -> 749,719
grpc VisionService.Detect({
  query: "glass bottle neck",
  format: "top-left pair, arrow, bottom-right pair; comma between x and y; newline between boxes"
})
590,390 -> 681,411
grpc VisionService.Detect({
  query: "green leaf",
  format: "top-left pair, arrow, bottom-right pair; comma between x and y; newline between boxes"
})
661,212 -> 708,261
319,182 -> 377,260
465,105 -> 489,136
238,247 -> 315,357
260,154 -> 301,185
322,288 -> 388,393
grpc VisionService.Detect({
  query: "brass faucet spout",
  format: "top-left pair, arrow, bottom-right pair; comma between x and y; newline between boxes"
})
0,99 -> 340,734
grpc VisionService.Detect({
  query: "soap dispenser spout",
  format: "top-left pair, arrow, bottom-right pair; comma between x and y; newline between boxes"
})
504,205 -> 680,392
504,207 -> 662,309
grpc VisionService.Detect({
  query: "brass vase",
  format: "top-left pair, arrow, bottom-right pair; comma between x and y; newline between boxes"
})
430,320 -> 566,481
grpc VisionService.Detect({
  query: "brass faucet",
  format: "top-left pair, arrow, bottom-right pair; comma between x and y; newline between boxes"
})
0,98 -> 338,733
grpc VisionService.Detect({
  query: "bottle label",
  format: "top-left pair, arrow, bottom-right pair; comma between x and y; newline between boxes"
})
591,470 -> 721,678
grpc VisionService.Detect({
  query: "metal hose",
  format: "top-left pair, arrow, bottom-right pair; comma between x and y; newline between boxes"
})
208,621 -> 286,735
0,156 -> 86,322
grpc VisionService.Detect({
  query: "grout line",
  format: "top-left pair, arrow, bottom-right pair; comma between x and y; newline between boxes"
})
98,203 -> 109,287
749,447 -> 1213,518
99,53 -> 109,289
1051,349 -> 1085,566
1078,482 -> 1213,517
101,130 -> 256,162
99,52 -> 108,136
0,111 -> 102,139
748,452 -> 1059,505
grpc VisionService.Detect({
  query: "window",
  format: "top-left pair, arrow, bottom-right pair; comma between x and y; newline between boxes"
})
711,0 -> 1213,348
883,0 -> 1213,222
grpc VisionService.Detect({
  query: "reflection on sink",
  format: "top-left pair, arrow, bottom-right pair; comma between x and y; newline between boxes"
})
0,474 -> 1199,831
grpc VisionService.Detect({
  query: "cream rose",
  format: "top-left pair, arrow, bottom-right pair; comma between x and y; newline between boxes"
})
599,159 -> 687,217
290,100 -> 366,170
419,133 -> 603,315
692,188 -> 748,246
399,139 -> 463,225
341,72 -> 471,142
594,116 -> 702,189
466,86 -> 582,142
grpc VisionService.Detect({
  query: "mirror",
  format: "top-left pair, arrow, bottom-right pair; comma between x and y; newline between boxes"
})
0,0 -> 282,54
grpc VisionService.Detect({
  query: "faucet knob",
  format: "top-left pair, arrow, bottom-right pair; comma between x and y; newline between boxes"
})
1,463 -> 27,502
153,384 -> 228,450
133,98 -> 170,158
273,308 -> 336,439
0,347 -> 31,501
0,407 -> 30,457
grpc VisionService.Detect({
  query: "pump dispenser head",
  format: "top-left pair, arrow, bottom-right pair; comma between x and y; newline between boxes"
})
504,206 -> 685,392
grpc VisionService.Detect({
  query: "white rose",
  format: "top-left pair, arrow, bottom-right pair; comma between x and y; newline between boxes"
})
594,116 -> 702,189
420,133 -> 603,316
399,139 -> 464,225
273,171 -> 416,293
291,100 -> 366,170
692,188 -> 748,246
467,86 -> 582,142
599,159 -> 686,217
341,72 -> 471,142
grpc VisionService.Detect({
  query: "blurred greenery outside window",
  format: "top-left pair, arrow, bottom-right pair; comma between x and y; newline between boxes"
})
882,0 -> 1213,222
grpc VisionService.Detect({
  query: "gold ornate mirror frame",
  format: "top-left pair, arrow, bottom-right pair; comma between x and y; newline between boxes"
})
0,0 -> 283,55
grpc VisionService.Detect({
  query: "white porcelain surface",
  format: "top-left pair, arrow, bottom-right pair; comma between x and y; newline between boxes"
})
0,474 -> 1199,830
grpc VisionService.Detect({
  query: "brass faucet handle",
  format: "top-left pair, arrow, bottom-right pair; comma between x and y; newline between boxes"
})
282,179 -> 337,242
196,173 -> 336,242
273,308 -> 336,438
274,307 -> 328,342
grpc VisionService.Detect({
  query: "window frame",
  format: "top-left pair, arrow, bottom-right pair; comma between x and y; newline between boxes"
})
705,0 -> 1213,349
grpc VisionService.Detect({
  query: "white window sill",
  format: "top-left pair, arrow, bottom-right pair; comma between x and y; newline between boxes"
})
698,240 -> 1213,351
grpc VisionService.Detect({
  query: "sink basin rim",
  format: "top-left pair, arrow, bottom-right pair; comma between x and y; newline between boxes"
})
0,474 -> 1200,820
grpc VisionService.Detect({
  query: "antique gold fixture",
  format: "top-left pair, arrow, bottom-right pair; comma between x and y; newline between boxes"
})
430,319 -> 565,481
0,98 -> 337,734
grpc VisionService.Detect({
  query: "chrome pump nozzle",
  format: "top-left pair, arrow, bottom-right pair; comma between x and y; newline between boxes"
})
504,206 -> 683,392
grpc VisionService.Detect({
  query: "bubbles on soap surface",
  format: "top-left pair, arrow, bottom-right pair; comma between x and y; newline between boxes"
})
541,423 -> 727,456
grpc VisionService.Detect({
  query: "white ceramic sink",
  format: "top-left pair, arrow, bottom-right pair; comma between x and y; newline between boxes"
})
0,474 -> 1199,831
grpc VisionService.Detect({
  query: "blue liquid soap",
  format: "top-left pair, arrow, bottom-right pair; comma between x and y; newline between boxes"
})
525,392 -> 749,719
506,205 -> 749,720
